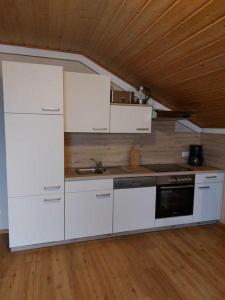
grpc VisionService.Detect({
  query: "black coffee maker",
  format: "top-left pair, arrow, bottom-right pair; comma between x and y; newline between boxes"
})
188,144 -> 204,166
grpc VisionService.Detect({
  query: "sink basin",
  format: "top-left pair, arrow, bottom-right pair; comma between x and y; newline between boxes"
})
75,167 -> 106,175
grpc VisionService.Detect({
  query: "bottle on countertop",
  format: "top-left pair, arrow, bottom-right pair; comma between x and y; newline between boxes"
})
130,144 -> 141,167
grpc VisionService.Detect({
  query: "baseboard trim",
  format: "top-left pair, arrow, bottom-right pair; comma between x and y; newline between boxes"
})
11,221 -> 217,252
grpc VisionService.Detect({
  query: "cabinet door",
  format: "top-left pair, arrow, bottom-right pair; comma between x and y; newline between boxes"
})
8,194 -> 64,248
5,114 -> 64,197
113,187 -> 156,233
2,61 -> 63,114
65,190 -> 113,239
193,182 -> 224,222
64,72 -> 110,132
110,105 -> 152,133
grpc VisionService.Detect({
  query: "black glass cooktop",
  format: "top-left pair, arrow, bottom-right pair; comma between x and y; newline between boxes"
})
145,164 -> 192,173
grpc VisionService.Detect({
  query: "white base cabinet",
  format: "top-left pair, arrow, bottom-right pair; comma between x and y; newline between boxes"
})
194,182 -> 224,222
113,187 -> 156,233
8,194 -> 64,248
65,180 -> 113,239
193,173 -> 224,222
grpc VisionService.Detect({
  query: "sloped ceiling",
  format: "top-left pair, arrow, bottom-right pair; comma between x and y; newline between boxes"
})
0,0 -> 225,127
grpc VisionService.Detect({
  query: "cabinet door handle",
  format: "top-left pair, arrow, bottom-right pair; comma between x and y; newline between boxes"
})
44,185 -> 61,190
42,108 -> 60,112
44,198 -> 61,203
198,186 -> 210,189
205,176 -> 217,179
93,128 -> 107,131
96,193 -> 111,198
136,128 -> 149,131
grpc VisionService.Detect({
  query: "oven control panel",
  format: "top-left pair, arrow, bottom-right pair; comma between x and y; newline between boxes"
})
157,175 -> 195,185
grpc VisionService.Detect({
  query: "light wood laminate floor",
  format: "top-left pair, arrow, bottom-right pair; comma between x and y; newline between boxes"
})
1,224 -> 225,300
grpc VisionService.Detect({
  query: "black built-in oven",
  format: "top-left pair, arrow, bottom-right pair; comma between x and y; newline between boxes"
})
156,175 -> 195,219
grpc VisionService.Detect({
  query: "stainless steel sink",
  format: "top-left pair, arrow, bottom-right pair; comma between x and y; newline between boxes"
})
75,167 -> 106,175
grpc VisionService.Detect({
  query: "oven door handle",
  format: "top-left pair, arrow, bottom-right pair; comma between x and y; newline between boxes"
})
159,184 -> 194,190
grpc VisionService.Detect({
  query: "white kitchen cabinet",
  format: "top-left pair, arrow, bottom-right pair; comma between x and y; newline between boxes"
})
113,187 -> 156,233
65,190 -> 113,239
64,72 -> 110,133
110,104 -> 152,133
2,61 -> 63,114
5,114 -> 64,197
193,182 -> 224,222
8,194 -> 64,248
195,172 -> 224,184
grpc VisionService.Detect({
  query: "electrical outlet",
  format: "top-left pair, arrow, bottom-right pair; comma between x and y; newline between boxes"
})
182,151 -> 189,159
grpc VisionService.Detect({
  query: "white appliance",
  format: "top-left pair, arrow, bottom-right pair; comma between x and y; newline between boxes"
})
113,177 -> 156,233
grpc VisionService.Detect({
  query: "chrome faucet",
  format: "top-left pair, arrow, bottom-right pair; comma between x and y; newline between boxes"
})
90,159 -> 104,174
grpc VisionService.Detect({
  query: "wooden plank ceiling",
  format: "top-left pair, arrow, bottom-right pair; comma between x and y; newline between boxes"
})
0,0 -> 225,127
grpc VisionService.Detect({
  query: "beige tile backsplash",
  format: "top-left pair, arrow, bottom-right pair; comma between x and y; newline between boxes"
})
65,121 -> 200,168
201,133 -> 225,169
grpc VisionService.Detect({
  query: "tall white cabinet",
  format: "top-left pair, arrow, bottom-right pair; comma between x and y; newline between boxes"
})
2,61 -> 65,248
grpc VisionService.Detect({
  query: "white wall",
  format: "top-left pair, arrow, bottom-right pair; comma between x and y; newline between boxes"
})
0,64 -> 8,229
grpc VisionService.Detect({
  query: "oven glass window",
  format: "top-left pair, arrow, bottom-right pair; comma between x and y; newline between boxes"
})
156,186 -> 194,218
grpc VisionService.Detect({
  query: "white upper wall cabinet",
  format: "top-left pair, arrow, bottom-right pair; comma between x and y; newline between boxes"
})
5,114 -> 64,197
64,72 -> 110,133
2,61 -> 63,114
110,105 -> 152,133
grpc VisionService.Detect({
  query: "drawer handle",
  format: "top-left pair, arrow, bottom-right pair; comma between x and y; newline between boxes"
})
136,128 -> 149,131
198,186 -> 210,189
42,108 -> 60,112
96,193 -> 111,198
205,176 -> 217,179
93,128 -> 107,131
44,198 -> 61,203
44,186 -> 61,190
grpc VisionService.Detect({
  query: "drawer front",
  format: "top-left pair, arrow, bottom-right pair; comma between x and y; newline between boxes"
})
8,194 -> 64,248
195,173 -> 224,184
65,179 -> 113,193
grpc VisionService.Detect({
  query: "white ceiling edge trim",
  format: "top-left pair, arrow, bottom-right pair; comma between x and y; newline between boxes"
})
0,44 -> 136,92
202,128 -> 225,134
0,43 -> 205,134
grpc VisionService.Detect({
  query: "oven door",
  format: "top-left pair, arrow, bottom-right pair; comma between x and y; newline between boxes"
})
156,184 -> 194,219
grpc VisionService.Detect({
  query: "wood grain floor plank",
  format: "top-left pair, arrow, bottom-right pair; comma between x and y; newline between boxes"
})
1,224 -> 225,299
